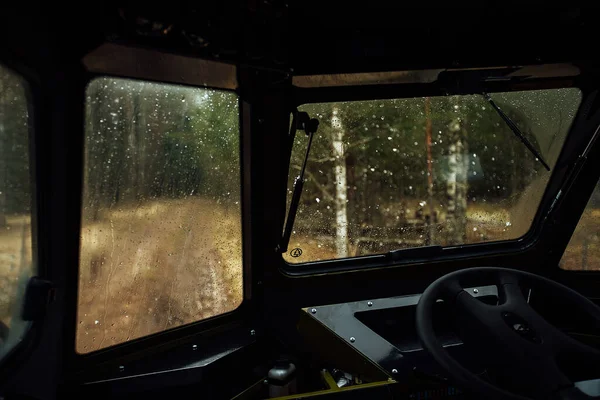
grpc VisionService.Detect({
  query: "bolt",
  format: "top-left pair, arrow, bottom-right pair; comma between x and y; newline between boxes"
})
392,369 -> 398,374
349,337 -> 356,343
311,308 -> 317,314
264,379 -> 269,384
473,288 -> 479,294
250,329 -> 256,336
119,365 -> 125,373
367,301 -> 373,307
192,344 -> 198,351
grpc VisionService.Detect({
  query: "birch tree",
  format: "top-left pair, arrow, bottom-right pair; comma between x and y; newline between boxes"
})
0,73 -> 6,227
330,106 -> 348,257
445,112 -> 468,245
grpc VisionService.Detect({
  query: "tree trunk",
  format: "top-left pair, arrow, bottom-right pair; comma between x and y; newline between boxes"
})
446,114 -> 468,245
425,97 -> 435,244
122,90 -> 140,203
331,106 -> 348,258
0,74 -> 7,228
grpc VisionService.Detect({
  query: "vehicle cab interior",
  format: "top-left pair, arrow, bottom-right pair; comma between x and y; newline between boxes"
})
2,4 -> 600,400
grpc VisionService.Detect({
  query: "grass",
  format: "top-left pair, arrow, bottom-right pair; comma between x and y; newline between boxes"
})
1,195 -> 597,354
284,199 -> 524,263
560,209 -> 600,271
0,215 -> 32,330
76,198 -> 243,353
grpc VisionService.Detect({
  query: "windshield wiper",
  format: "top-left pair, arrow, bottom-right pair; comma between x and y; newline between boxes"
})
482,92 -> 551,171
279,111 -> 320,253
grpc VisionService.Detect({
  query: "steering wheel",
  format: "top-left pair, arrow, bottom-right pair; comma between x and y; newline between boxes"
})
416,267 -> 600,400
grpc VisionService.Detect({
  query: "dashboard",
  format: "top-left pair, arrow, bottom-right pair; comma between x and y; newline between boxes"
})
298,285 -> 600,399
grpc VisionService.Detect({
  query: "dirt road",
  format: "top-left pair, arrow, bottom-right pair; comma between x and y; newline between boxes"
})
77,198 -> 242,353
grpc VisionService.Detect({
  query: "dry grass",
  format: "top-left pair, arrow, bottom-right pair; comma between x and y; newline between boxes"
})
2,194 -> 597,354
284,199 -> 521,263
77,198 -> 243,353
0,216 -> 32,329
560,209 -> 600,271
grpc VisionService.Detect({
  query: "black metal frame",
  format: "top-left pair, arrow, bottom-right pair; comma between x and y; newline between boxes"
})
278,74 -> 597,275
3,19 -> 600,397
0,51 -> 44,383
60,47 -> 261,376
258,70 -> 600,355
47,55 -> 600,397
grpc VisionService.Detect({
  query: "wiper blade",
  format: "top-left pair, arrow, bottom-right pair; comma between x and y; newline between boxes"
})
279,112 -> 320,253
483,92 -> 551,171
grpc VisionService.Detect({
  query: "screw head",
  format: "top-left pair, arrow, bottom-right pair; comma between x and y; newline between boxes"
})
391,369 -> 398,374
349,337 -> 356,343
264,379 -> 269,384
311,308 -> 317,314
367,301 -> 373,307
473,288 -> 479,294
192,344 -> 198,350
119,365 -> 125,373
250,329 -> 256,336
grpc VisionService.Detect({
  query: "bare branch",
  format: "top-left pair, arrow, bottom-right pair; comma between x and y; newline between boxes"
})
347,137 -> 375,149
291,164 -> 334,201
308,156 -> 335,163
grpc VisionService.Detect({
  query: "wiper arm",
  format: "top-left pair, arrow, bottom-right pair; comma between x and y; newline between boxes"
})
279,112 -> 320,253
483,92 -> 551,171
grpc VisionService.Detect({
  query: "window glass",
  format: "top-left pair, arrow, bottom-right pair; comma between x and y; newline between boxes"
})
284,89 -> 581,263
560,181 -> 600,271
0,64 -> 34,359
78,78 -> 242,353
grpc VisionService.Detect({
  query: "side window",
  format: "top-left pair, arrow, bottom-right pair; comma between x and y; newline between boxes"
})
78,78 -> 243,353
0,64 -> 34,360
560,181 -> 600,271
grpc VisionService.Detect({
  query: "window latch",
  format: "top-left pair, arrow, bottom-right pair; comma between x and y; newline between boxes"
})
22,277 -> 55,321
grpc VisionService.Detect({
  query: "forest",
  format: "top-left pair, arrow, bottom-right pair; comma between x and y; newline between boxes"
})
0,64 -> 33,358
0,69 -> 592,353
285,89 -> 581,262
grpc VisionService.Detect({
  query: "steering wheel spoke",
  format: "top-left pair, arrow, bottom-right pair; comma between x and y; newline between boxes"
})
498,282 -> 528,308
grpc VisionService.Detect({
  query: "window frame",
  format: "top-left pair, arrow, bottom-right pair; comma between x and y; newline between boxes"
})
544,119 -> 600,274
0,57 -> 41,376
280,77 -> 593,275
558,177 -> 600,271
75,75 -> 246,355
66,47 -> 255,371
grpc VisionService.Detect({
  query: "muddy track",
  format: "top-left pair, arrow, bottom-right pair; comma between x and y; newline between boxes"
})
76,198 -> 242,353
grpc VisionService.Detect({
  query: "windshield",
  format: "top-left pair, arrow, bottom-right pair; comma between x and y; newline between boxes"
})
284,88 -> 581,264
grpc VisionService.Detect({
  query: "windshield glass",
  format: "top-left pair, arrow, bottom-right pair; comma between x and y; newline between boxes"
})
284,88 -> 581,263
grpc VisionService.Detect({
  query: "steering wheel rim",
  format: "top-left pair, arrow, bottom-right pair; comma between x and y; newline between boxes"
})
416,267 -> 600,400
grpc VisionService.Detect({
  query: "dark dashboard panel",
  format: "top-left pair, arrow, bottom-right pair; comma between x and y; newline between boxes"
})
300,287 -> 498,396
